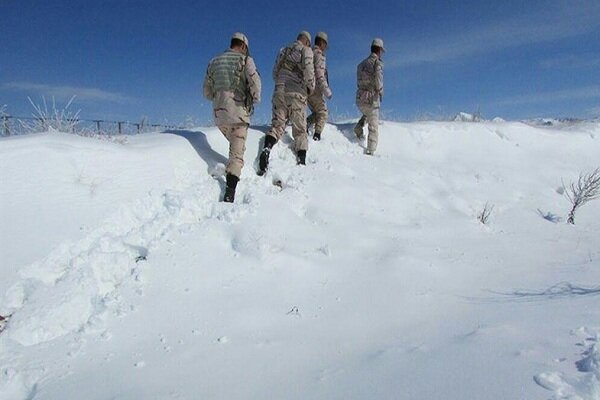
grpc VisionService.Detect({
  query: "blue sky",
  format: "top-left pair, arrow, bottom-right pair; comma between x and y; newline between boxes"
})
1,0 -> 599,124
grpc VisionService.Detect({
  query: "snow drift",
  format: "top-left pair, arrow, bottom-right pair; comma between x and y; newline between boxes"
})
0,120 -> 599,399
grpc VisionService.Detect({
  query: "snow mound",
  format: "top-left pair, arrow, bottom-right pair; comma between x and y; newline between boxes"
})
0,131 -> 206,296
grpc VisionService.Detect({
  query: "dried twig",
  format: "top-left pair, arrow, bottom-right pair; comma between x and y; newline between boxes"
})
478,202 -> 494,225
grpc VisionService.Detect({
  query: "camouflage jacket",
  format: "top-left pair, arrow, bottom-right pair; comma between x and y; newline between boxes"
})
312,46 -> 332,99
203,49 -> 261,126
272,40 -> 315,96
356,53 -> 384,107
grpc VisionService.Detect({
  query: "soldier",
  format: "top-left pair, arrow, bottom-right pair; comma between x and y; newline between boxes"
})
354,38 -> 385,155
307,31 -> 332,141
203,32 -> 261,203
258,31 -> 315,175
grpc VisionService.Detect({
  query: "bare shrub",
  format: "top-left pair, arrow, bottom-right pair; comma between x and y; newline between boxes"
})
17,97 -> 128,143
21,96 -> 82,134
564,168 -> 600,224
478,202 -> 494,225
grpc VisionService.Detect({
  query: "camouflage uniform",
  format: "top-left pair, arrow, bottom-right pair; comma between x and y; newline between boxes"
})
307,35 -> 332,139
267,37 -> 315,153
203,45 -> 261,178
354,40 -> 384,154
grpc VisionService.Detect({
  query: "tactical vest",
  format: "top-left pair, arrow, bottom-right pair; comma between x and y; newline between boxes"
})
211,51 -> 248,97
357,55 -> 378,91
279,42 -> 304,78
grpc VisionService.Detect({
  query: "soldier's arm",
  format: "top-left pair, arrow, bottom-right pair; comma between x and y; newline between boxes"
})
203,62 -> 214,101
375,60 -> 384,99
314,51 -> 332,98
302,47 -> 316,95
245,56 -> 261,104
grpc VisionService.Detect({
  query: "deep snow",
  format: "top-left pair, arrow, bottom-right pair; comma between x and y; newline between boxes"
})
0,121 -> 599,399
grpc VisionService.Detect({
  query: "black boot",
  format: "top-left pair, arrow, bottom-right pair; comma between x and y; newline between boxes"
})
297,150 -> 306,165
313,131 -> 321,141
258,135 -> 277,176
223,173 -> 239,203
354,115 -> 366,139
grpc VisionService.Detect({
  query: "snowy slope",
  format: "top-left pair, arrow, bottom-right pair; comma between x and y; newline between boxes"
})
0,121 -> 599,399
0,131 -> 205,296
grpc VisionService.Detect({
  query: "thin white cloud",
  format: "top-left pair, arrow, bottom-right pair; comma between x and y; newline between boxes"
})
496,86 -> 600,106
540,54 -> 600,69
1,82 -> 135,104
388,2 -> 600,68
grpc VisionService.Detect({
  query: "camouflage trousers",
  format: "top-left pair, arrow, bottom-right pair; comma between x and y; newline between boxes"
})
267,91 -> 308,152
218,124 -> 248,178
355,104 -> 380,154
307,93 -> 328,135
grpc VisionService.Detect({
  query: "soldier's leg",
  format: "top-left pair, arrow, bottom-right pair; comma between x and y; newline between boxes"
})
259,91 -> 288,175
354,113 -> 366,139
306,95 -> 318,133
224,125 -> 247,178
312,97 -> 328,140
267,90 -> 287,144
288,94 -> 308,164
218,125 -> 247,202
366,106 -> 380,154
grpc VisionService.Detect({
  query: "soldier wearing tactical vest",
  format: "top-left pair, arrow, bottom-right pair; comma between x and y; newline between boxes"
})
354,38 -> 385,155
203,32 -> 261,202
307,32 -> 333,141
258,31 -> 315,175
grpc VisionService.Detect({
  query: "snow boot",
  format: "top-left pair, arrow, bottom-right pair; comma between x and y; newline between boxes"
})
258,148 -> 270,176
297,150 -> 306,165
223,173 -> 239,203
313,131 -> 321,141
354,116 -> 366,139
258,135 -> 277,176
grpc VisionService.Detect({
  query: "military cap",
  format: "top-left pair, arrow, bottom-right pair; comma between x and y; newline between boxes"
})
231,32 -> 249,47
371,37 -> 386,52
298,30 -> 312,43
316,31 -> 328,44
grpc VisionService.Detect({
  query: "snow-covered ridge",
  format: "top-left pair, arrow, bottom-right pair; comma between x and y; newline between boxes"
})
1,121 -> 599,399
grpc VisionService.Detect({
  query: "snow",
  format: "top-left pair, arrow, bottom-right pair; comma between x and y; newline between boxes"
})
0,131 -> 204,296
0,121 -> 599,399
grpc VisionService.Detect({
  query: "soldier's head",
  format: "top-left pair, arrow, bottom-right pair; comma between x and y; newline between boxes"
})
230,32 -> 249,55
371,38 -> 386,58
315,32 -> 328,51
297,31 -> 312,47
